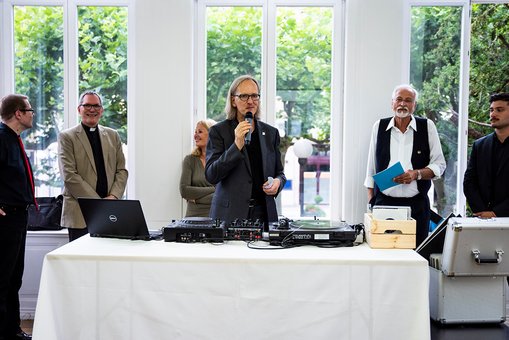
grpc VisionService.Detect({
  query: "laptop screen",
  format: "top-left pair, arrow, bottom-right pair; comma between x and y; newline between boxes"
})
78,198 -> 151,240
415,212 -> 455,263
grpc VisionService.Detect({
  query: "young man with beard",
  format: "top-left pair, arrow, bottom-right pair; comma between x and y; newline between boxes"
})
364,84 -> 446,247
58,91 -> 128,241
464,93 -> 509,218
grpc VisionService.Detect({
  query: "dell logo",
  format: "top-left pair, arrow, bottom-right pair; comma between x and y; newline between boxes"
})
109,215 -> 118,222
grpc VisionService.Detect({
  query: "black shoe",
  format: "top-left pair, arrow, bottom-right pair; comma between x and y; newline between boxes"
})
13,331 -> 31,340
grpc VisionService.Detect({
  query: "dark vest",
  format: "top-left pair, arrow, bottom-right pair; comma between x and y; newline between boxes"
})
374,116 -> 431,196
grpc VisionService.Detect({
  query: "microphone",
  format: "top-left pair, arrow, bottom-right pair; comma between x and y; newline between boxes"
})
244,111 -> 253,145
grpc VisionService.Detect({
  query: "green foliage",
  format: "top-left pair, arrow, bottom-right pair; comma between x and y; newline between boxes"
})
410,4 -> 509,216
276,8 -> 332,143
78,6 -> 128,142
469,4 -> 509,140
14,5 -> 128,189
14,6 -> 65,150
206,7 -> 262,121
206,7 -> 333,149
410,6 -> 462,216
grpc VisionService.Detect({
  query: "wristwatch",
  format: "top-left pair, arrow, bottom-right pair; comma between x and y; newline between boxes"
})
417,170 -> 422,180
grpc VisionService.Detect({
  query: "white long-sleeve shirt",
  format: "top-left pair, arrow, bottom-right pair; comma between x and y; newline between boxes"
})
364,115 -> 446,198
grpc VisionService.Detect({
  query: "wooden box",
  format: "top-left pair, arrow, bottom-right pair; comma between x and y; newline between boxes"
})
364,213 -> 416,249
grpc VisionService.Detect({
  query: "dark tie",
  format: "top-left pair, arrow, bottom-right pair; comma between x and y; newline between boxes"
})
17,135 -> 38,209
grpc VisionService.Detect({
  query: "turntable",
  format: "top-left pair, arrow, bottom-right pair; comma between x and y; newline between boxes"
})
163,217 -> 224,243
268,218 -> 357,247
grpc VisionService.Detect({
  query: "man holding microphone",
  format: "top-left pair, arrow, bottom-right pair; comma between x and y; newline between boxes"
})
205,75 -> 286,230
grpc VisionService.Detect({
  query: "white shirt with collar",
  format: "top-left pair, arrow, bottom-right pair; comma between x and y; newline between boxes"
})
364,115 -> 446,198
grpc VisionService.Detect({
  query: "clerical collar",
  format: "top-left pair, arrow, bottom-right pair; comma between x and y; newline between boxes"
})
81,122 -> 98,132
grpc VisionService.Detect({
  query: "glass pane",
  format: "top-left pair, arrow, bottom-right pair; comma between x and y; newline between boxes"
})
469,4 -> 509,143
410,6 -> 462,217
206,6 -> 262,121
78,6 -> 128,144
276,7 -> 333,219
14,6 -> 64,196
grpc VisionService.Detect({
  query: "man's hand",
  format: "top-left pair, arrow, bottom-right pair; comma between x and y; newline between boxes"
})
263,178 -> 281,196
474,211 -> 496,219
393,170 -> 418,185
234,120 -> 252,150
0,208 -> 5,216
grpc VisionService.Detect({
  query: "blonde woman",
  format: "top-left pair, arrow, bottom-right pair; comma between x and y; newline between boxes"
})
179,119 -> 216,217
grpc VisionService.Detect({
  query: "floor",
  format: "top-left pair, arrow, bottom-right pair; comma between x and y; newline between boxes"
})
19,293 -> 509,339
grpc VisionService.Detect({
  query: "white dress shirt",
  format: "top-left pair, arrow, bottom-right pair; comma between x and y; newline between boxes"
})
364,115 -> 446,198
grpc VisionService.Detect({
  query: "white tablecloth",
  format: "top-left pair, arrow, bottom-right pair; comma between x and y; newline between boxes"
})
33,236 -> 430,340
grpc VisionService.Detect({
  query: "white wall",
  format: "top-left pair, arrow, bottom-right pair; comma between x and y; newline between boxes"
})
133,0 -> 193,227
132,0 -> 407,226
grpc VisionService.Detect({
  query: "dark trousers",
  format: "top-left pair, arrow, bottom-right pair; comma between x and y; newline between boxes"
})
0,211 -> 27,339
372,192 -> 430,248
68,227 -> 89,242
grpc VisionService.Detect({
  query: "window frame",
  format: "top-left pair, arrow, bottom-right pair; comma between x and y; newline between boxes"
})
404,0 -> 470,216
404,0 -> 509,216
0,0 -> 135,197
194,0 -> 345,220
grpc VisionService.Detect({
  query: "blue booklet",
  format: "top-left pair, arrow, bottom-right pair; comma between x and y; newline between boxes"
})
373,161 -> 405,191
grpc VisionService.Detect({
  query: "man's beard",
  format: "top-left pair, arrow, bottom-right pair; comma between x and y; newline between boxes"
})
394,107 -> 410,118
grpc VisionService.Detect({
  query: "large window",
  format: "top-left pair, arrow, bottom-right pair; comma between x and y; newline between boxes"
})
6,1 -> 129,196
14,6 -> 64,196
78,6 -> 128,142
199,1 -> 340,219
410,6 -> 462,217
468,4 -> 509,141
206,6 -> 262,121
409,1 -> 509,216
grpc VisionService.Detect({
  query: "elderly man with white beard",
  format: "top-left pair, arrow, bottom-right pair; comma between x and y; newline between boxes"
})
364,84 -> 446,247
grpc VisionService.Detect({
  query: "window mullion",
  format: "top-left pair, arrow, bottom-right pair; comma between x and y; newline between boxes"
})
264,0 -> 276,125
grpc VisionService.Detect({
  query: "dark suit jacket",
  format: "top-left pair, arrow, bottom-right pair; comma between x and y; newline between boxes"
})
464,132 -> 509,216
205,118 -> 286,225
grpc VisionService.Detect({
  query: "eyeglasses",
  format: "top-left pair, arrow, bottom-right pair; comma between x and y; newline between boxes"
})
19,108 -> 36,115
233,93 -> 261,102
80,104 -> 102,110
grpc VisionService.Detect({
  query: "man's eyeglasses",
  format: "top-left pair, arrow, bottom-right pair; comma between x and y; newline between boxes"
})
80,104 -> 102,110
19,108 -> 36,115
233,93 -> 261,102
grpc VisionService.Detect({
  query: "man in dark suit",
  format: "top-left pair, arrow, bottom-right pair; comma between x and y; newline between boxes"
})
205,75 -> 286,230
464,92 -> 509,218
0,94 -> 35,340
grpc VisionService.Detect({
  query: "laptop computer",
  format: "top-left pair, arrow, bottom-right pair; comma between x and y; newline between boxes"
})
78,198 -> 162,240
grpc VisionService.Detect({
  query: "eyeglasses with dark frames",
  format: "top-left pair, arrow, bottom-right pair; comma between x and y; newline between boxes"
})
80,104 -> 103,110
19,108 -> 36,115
233,93 -> 261,102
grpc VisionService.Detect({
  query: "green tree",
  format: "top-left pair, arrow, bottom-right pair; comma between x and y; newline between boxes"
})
469,4 -> 509,139
78,6 -> 128,143
14,6 -> 128,190
206,7 -> 333,154
410,4 -> 509,216
410,6 -> 462,215
206,7 -> 262,121
276,7 -> 332,146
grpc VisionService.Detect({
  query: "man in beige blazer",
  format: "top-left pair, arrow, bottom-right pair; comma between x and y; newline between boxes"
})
58,91 -> 128,241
